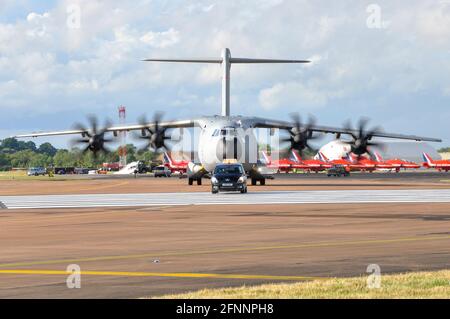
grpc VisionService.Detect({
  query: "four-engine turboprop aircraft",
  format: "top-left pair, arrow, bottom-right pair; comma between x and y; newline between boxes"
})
14,48 -> 442,185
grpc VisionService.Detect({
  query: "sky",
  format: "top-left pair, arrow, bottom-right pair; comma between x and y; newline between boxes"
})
0,0 -> 449,148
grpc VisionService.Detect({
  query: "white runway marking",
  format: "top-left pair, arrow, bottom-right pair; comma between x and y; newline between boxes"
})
0,189 -> 450,209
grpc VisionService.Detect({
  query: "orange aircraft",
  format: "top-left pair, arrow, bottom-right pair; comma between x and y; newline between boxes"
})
374,152 -> 420,172
346,153 -> 377,172
261,151 -> 303,173
318,152 -> 353,170
291,150 -> 332,172
163,152 -> 189,174
422,153 -> 450,172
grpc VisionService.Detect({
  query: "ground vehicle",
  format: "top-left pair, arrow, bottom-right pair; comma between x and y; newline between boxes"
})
74,168 -> 90,174
327,165 -> 350,177
27,167 -> 47,176
211,163 -> 247,194
153,165 -> 172,177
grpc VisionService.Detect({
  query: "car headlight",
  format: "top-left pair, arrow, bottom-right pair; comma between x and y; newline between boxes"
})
238,176 -> 247,183
211,177 -> 218,184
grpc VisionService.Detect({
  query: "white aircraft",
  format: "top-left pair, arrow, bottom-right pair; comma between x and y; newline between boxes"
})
14,48 -> 441,185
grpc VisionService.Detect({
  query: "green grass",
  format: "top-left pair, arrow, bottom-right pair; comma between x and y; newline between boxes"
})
0,171 -> 68,181
154,270 -> 450,299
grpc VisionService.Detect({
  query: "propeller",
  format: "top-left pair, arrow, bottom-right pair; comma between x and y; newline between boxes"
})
71,115 -> 113,157
342,118 -> 383,157
137,112 -> 171,151
282,113 -> 320,157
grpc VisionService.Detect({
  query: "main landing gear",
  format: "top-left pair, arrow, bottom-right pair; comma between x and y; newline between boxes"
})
188,178 -> 202,185
251,178 -> 265,186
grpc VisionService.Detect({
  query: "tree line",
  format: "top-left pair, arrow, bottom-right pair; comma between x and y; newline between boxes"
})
0,138 -> 157,171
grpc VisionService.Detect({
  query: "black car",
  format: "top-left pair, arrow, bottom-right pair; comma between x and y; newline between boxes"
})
327,165 -> 350,177
211,163 -> 247,194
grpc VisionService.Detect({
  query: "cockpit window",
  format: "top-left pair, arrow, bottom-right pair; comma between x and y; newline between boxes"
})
211,129 -> 219,137
220,127 -> 236,136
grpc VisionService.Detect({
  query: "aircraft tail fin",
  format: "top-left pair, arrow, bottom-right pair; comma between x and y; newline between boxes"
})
291,150 -> 301,162
163,152 -> 173,166
318,152 -> 329,162
143,48 -> 310,117
422,153 -> 434,165
346,153 -> 358,162
374,152 -> 383,162
261,151 -> 272,165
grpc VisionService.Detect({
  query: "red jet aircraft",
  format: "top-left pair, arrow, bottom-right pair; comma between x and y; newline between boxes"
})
163,152 -> 189,174
291,150 -> 332,172
422,153 -> 450,172
260,151 -> 304,173
373,152 -> 420,172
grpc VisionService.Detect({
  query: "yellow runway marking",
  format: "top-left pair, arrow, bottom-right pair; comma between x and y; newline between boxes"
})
1,235 -> 450,269
0,269 -> 324,281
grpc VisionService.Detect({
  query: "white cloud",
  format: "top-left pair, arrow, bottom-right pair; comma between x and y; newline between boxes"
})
0,0 -> 449,143
140,28 -> 180,48
259,82 -> 332,110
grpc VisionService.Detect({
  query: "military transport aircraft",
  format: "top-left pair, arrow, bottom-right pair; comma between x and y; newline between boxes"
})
14,48 -> 441,185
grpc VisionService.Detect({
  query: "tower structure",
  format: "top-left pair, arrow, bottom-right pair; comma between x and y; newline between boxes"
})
118,105 -> 127,167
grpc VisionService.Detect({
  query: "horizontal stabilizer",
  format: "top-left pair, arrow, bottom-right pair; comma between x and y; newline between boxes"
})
142,58 -> 221,63
230,58 -> 310,64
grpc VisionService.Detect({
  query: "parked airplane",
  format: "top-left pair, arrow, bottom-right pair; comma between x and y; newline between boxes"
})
346,153 -> 377,172
422,153 -> 450,172
318,152 -> 353,170
14,48 -> 442,185
374,152 -> 420,172
291,150 -> 331,172
260,151 -> 304,173
163,152 -> 188,174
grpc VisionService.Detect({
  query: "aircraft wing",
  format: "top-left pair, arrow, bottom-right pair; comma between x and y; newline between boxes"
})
13,119 -> 197,138
252,117 -> 442,142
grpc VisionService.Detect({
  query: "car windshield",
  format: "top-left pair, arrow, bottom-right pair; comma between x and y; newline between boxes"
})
214,165 -> 243,174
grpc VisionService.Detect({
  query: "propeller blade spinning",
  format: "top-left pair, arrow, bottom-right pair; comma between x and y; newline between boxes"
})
282,113 -> 320,157
342,118 -> 384,158
137,112 -> 171,152
71,115 -> 113,157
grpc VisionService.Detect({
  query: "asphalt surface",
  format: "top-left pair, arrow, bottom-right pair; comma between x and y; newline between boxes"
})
0,172 -> 449,298
1,189 -> 450,209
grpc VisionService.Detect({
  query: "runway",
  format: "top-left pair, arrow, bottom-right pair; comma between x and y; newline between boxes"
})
1,189 -> 450,209
0,175 -> 449,298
